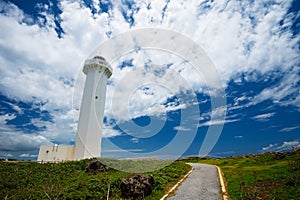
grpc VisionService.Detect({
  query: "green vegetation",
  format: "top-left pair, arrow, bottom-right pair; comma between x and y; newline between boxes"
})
98,158 -> 173,173
0,159 -> 191,199
2,151 -> 298,199
185,150 -> 300,199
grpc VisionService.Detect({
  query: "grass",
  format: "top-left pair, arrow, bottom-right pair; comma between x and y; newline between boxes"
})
2,151 -> 299,199
0,159 -> 191,199
184,150 -> 300,200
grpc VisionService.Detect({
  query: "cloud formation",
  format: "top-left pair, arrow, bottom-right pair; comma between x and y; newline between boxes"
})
0,114 -> 53,151
0,0 -> 299,153
252,112 -> 275,121
262,140 -> 300,152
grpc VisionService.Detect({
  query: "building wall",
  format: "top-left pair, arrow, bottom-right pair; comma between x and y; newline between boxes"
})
37,145 -> 75,163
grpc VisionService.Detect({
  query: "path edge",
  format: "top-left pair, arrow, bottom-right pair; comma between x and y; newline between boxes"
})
159,164 -> 194,200
215,165 -> 230,200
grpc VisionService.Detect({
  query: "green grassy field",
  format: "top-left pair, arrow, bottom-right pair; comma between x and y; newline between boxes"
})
2,151 -> 299,199
0,159 -> 191,199
185,150 -> 300,200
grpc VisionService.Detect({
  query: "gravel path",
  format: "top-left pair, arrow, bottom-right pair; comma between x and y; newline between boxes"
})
167,163 -> 222,200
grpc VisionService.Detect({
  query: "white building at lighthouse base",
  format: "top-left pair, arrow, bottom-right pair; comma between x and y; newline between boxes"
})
37,145 -> 75,163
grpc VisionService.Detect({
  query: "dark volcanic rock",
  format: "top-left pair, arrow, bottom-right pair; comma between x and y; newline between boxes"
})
120,174 -> 155,199
85,160 -> 107,174
273,152 -> 286,160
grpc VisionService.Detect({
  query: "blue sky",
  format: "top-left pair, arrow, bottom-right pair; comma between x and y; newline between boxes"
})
0,0 -> 299,160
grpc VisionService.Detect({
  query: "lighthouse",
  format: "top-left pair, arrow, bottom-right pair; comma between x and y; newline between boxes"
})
37,56 -> 112,162
74,56 -> 112,160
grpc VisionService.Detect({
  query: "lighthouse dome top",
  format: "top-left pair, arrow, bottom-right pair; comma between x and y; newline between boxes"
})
83,56 -> 113,77
93,56 -> 105,61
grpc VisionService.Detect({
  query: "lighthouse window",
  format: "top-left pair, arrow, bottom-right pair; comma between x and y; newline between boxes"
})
95,96 -> 98,99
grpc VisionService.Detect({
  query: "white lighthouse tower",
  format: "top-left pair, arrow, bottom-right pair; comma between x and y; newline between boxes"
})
74,56 -> 112,160
37,56 -> 112,162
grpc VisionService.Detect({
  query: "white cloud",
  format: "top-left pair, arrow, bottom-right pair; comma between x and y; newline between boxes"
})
262,143 -> 275,151
233,96 -> 249,106
0,113 -> 53,151
104,56 -> 192,121
0,153 -> 13,158
234,135 -> 243,139
250,68 -> 300,108
198,118 -> 238,128
280,126 -> 300,132
198,105 -> 240,127
0,132 -> 52,151
262,140 -> 300,152
0,0 -> 299,151
19,153 -> 37,158
174,126 -> 191,132
4,102 -> 24,114
252,112 -> 275,121
102,126 -> 122,137
130,137 -> 139,143
0,113 -> 16,122
279,141 -> 300,150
